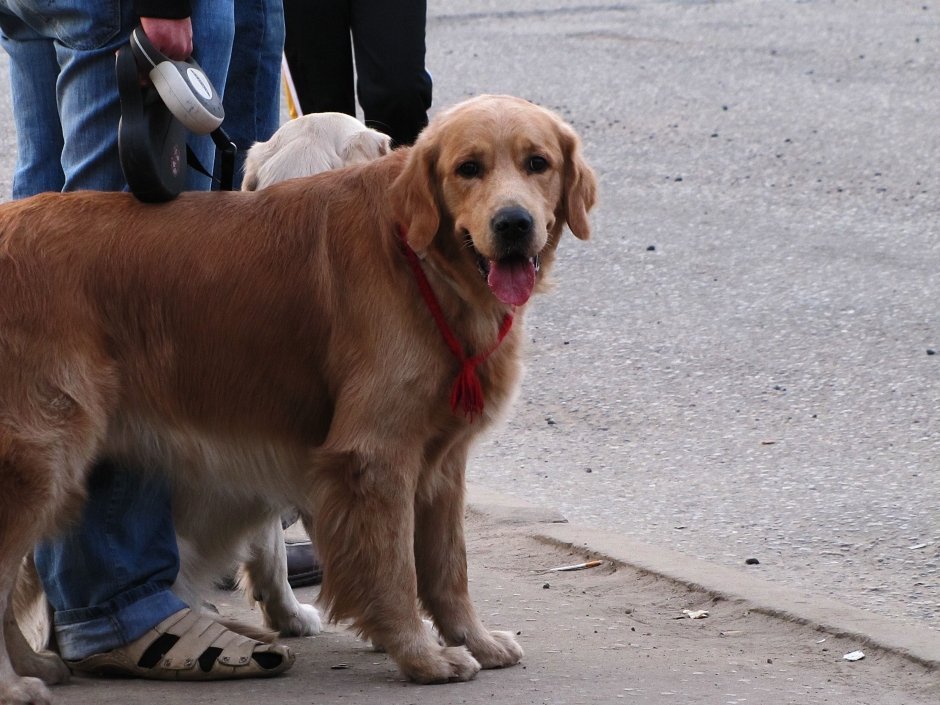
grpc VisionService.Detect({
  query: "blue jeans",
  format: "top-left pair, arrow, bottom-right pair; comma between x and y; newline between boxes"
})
220,0 -> 284,188
35,463 -> 188,660
0,0 -> 235,196
0,0 -> 279,661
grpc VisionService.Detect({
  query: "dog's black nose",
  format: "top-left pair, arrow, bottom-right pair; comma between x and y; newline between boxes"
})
491,206 -> 534,240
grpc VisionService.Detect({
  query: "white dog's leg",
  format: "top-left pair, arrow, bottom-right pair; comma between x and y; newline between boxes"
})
1,585 -> 55,705
5,602 -> 68,687
7,559 -> 67,688
242,520 -> 322,637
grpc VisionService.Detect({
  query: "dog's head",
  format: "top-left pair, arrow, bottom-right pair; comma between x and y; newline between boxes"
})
391,95 -> 597,307
243,112 -> 392,191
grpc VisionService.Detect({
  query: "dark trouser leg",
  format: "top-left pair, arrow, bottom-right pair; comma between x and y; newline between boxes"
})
282,0 -> 356,117
350,0 -> 432,146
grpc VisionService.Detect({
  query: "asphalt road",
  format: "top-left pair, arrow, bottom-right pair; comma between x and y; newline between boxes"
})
0,0 -> 936,635
425,0 -> 940,631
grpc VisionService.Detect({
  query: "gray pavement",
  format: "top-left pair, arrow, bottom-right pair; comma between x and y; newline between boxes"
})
0,0 -> 935,632
51,490 -> 940,705
423,0 -> 940,631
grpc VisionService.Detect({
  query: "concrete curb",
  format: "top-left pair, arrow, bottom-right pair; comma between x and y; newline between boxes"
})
466,484 -> 940,671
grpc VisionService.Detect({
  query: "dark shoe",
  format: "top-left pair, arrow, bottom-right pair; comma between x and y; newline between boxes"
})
286,539 -> 323,588
216,539 -> 322,591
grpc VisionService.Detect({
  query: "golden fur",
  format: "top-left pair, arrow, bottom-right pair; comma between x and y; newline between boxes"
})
0,94 -> 596,704
12,111 -> 397,658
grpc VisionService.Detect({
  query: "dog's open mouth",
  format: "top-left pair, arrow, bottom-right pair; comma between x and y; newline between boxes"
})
471,241 -> 541,306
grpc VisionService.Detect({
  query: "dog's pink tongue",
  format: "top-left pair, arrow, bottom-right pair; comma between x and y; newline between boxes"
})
487,257 -> 536,306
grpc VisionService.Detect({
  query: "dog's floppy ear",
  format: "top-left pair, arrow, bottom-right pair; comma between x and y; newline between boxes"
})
242,166 -> 260,191
389,134 -> 440,253
241,142 -> 268,191
558,121 -> 598,240
342,130 -> 392,166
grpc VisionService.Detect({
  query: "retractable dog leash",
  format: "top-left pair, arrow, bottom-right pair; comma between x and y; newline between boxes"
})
118,27 -> 237,201
129,28 -> 225,134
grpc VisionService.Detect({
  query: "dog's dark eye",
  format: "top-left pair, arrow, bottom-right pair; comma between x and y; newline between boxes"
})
456,160 -> 482,178
527,155 -> 549,174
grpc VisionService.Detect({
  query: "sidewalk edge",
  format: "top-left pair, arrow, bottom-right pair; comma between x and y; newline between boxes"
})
466,484 -> 940,670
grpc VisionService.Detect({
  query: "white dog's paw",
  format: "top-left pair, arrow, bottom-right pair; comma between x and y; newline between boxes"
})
272,602 -> 322,637
0,676 -> 54,705
424,618 -> 445,647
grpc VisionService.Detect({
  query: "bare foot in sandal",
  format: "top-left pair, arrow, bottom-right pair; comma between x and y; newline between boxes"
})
66,609 -> 294,680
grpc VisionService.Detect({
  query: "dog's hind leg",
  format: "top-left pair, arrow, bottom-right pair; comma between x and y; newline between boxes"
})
413,444 -> 523,671
0,436 -> 75,705
8,557 -> 68,687
5,601 -> 69,688
0,351 -> 111,703
241,519 -> 322,637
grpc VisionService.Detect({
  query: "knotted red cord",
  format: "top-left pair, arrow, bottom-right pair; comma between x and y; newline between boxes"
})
396,226 -> 514,421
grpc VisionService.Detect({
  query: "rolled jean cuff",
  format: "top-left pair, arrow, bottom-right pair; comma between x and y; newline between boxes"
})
53,586 -> 187,661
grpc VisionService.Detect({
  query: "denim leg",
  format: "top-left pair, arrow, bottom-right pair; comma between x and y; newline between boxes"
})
217,0 -> 284,188
0,0 -> 230,661
189,0 -> 235,190
34,463 -> 187,661
0,15 -> 65,197
22,2 -> 188,658
54,37 -> 134,192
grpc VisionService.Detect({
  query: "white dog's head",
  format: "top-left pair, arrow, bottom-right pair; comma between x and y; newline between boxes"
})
242,112 -> 392,191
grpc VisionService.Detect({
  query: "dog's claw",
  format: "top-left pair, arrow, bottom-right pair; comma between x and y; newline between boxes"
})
468,630 -> 524,669
402,645 -> 481,684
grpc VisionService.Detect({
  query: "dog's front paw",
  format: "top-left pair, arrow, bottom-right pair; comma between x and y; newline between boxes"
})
466,630 -> 524,669
401,645 -> 481,684
0,675 -> 54,705
270,602 -> 322,637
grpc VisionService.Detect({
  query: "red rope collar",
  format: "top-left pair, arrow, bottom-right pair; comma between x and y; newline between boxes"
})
396,226 -> 514,421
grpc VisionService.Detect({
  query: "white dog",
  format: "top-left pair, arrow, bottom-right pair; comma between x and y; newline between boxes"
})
242,112 -> 392,191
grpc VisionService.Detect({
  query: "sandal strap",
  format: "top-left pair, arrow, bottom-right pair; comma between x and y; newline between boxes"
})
212,627 -> 259,667
118,608 -> 198,665
162,613 -> 243,670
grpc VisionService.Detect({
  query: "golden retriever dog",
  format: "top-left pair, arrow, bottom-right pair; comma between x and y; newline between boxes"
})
241,112 -> 391,191
0,94 -> 596,704
11,111 -> 397,668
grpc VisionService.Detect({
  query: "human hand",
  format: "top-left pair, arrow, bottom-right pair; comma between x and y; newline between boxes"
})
139,17 -> 194,60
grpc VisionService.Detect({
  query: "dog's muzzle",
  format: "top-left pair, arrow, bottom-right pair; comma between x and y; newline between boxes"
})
463,206 -> 542,306
491,206 -> 535,255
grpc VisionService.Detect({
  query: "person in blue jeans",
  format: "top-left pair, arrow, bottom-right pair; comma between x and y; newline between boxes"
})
0,0 -> 292,679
